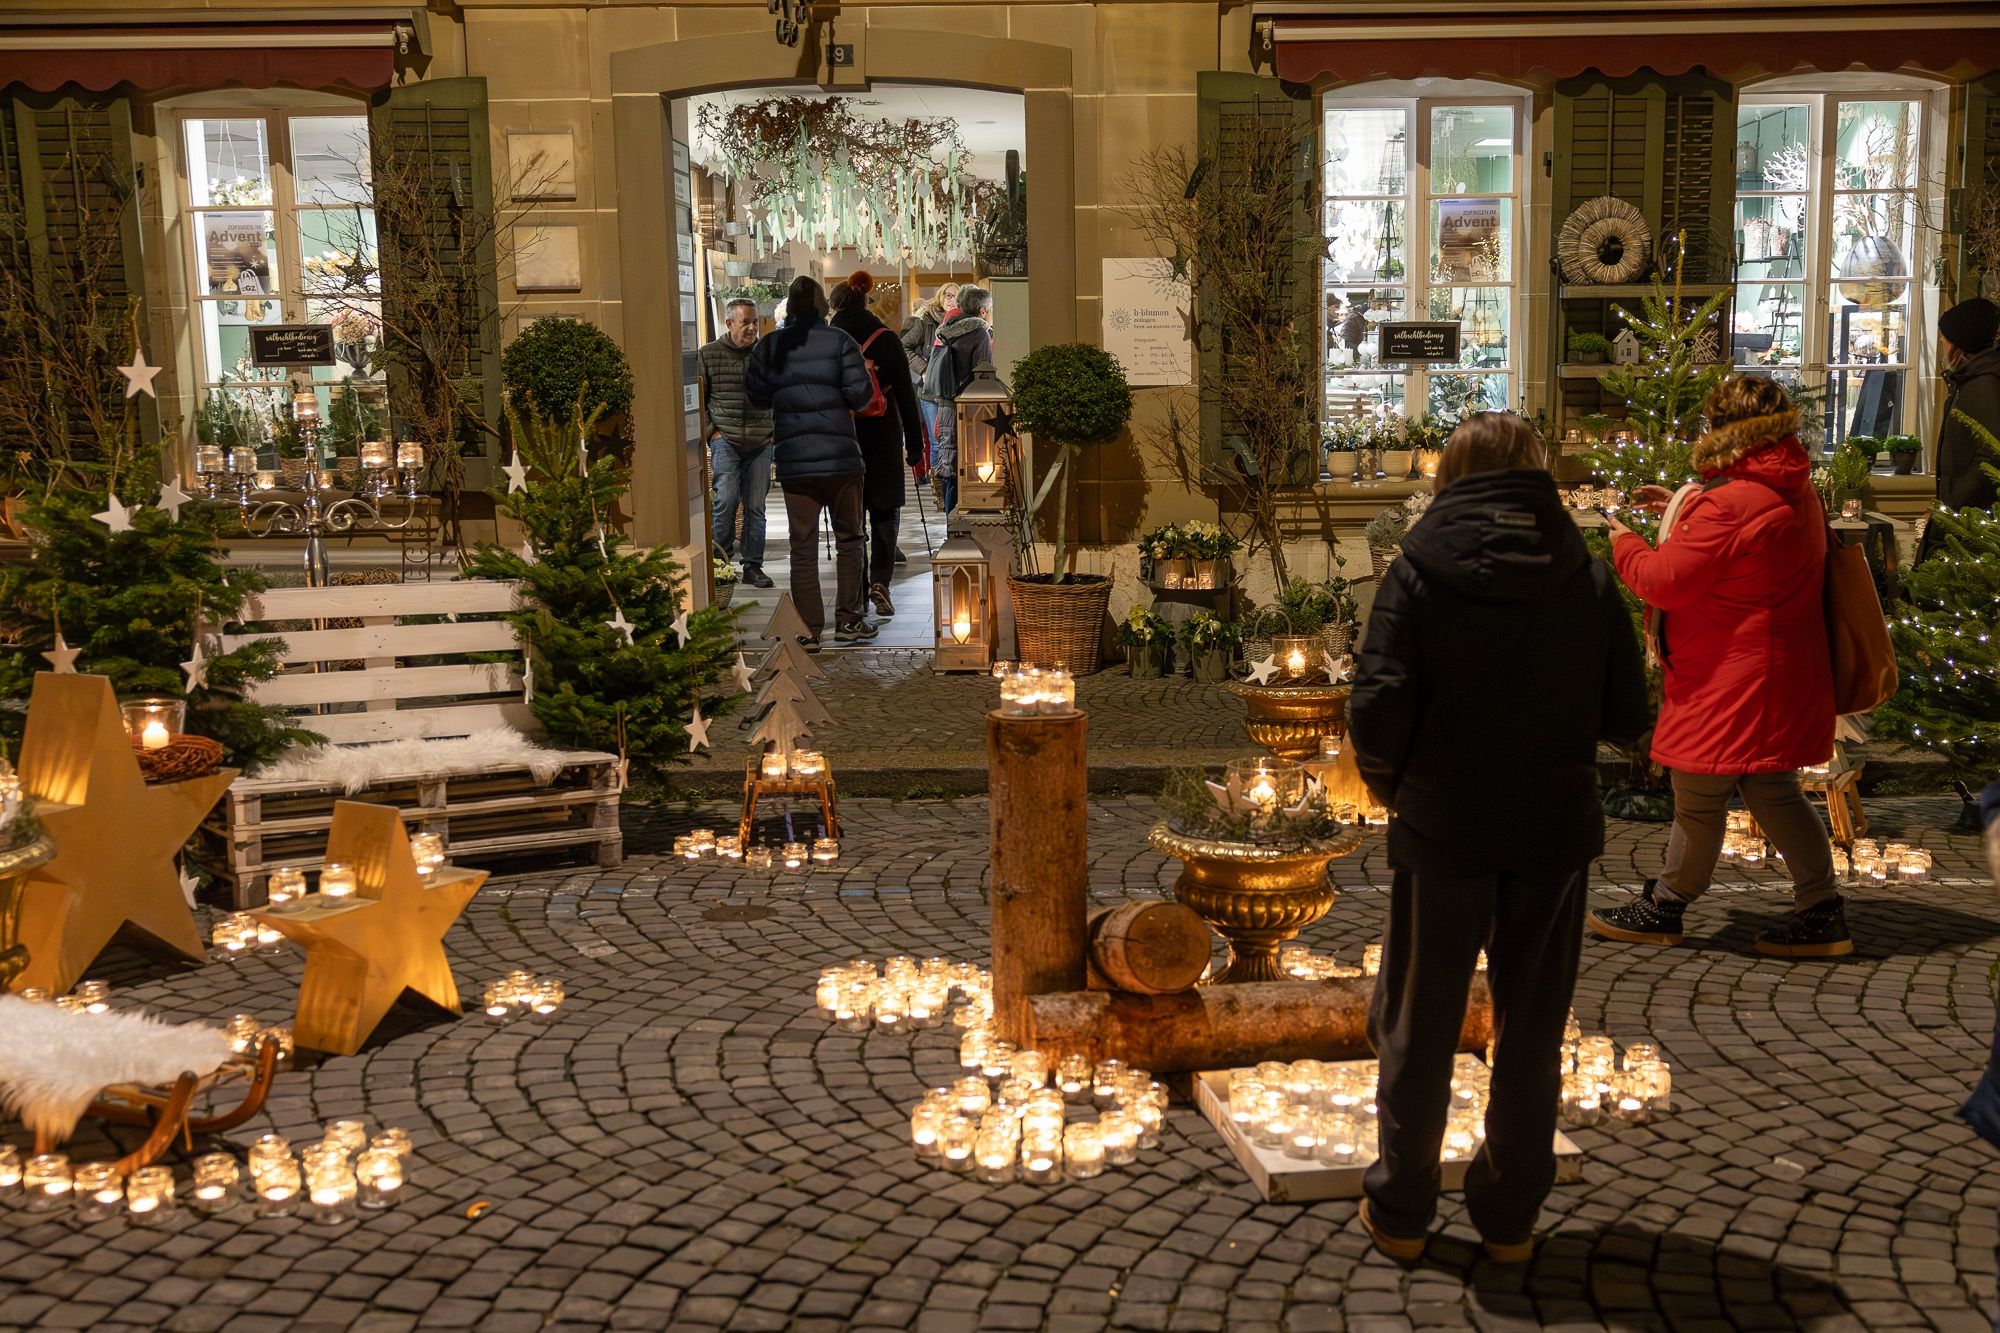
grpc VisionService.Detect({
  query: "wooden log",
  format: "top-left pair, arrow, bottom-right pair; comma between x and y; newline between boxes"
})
988,709 -> 1089,1043
1086,902 -> 1211,995
1027,976 -> 1494,1073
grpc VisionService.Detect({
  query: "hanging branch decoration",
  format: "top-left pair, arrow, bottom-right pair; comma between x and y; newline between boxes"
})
694,97 -> 996,266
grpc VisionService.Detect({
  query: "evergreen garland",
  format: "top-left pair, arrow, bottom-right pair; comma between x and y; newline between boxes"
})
463,405 -> 737,779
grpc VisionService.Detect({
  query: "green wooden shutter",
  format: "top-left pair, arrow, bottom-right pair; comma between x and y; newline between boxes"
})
1196,72 -> 1318,479
0,92 -> 152,456
1959,73 -> 2000,298
369,78 -> 501,491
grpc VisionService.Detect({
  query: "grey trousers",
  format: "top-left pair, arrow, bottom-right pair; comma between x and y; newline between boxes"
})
1655,770 -> 1838,911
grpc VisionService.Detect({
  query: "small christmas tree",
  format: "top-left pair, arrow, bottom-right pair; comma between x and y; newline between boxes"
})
1873,414 -> 2000,782
464,404 -> 736,779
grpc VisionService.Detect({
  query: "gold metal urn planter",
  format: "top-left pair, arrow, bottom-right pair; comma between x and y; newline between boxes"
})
1149,822 -> 1365,984
1224,681 -> 1351,761
0,829 -> 55,989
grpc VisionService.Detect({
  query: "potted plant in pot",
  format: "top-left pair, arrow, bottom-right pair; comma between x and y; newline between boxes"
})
1009,342 -> 1134,674
1116,605 -> 1175,678
1364,491 -> 1432,581
1278,574 -> 1359,659
1181,611 -> 1240,684
1886,433 -> 1923,475
1140,519 -> 1241,591
1845,435 -> 1881,468
1566,329 -> 1614,365
712,555 -> 740,609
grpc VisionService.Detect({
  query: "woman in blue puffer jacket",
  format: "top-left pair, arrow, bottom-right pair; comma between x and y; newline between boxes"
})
745,276 -> 877,645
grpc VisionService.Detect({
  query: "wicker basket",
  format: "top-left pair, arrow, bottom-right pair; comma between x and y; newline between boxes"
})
136,734 -> 225,784
715,581 -> 738,609
1369,545 -> 1400,581
1321,622 -> 1353,660
1009,575 -> 1112,675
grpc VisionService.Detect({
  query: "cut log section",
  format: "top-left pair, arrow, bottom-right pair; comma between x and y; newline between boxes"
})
988,710 -> 1089,1043
1027,976 -> 1494,1073
1086,901 -> 1212,995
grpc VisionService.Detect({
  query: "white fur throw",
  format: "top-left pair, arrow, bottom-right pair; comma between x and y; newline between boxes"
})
255,729 -> 567,792
0,997 -> 233,1141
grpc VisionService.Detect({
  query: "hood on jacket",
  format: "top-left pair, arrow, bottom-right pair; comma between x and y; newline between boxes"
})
937,313 -> 988,343
1691,408 -> 1801,474
1948,344 -> 2000,390
1397,468 -> 1589,603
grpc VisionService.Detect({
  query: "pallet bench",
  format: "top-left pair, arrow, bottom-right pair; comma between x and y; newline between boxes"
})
196,579 -> 622,906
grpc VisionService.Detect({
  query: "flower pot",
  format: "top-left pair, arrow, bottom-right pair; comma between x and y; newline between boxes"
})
714,581 -> 738,609
1126,642 -> 1169,679
1010,574 -> 1113,675
1320,623 -> 1353,662
1570,350 -> 1606,365
1149,823 -> 1364,984
1369,545 -> 1400,581
1190,646 -> 1231,684
1224,681 -> 1351,760
279,458 -> 311,488
1891,453 -> 1917,475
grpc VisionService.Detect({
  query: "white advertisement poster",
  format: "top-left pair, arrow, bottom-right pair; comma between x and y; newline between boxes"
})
1102,258 -> 1192,387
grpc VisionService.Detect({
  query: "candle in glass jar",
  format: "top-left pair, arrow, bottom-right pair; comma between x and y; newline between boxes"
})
408,832 -> 444,877
975,1127 -> 1016,1183
191,1153 -> 239,1209
1056,1053 -> 1091,1103
760,751 -> 788,779
781,842 -> 808,870
23,1153 -> 70,1209
910,1101 -> 946,1157
791,751 -> 826,778
1019,1134 -> 1061,1184
396,441 -> 424,470
482,983 -> 515,1020
75,1162 -> 123,1221
254,1158 -> 301,1215
126,1166 -> 175,1218
195,444 -> 226,475
230,445 -> 259,475
307,1158 -> 356,1221
938,1116 -> 976,1171
74,980 -> 109,1014
717,835 -> 743,860
355,1147 -> 403,1208
811,837 -> 839,864
745,845 -> 773,871
360,440 -> 392,470
318,862 -> 357,900
266,865 -> 306,907
0,1144 -> 19,1188
1063,1123 -> 1105,1178
140,720 -> 170,750
1099,1111 -> 1139,1165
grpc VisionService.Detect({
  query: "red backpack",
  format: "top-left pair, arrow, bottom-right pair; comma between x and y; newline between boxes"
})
855,328 -> 890,418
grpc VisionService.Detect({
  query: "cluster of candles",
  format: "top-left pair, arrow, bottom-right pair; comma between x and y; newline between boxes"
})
1560,485 -> 1625,514
1154,563 -> 1221,591
758,750 -> 828,781
1223,1058 -> 1453,1166
11,980 -> 113,1012
0,1122 -> 410,1223
480,970 -> 566,1022
674,828 -> 838,870
119,698 -> 185,751
194,441 -> 424,483
995,664 -> 1078,717
816,957 -> 993,1034
1558,1025 -> 1674,1128
212,911 -> 286,956
915,1045 -> 1165,1184
221,1013 -> 295,1066
263,861 -> 360,907
1840,839 -> 1932,883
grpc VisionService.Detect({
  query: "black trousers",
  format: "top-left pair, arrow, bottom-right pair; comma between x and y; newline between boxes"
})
867,506 -> 899,590
780,473 -> 866,636
1364,864 -> 1587,1244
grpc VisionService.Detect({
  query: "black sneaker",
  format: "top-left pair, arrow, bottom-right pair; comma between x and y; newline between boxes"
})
833,619 -> 880,642
1754,895 -> 1853,958
742,565 -> 775,589
798,634 -> 822,654
894,547 -> 909,566
869,583 -> 896,618
1587,883 -> 1686,946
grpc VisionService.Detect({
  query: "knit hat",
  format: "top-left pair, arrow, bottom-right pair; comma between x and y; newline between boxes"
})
846,269 -> 876,297
1939,297 -> 2000,355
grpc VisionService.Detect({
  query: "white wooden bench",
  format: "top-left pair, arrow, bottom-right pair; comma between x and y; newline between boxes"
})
196,579 -> 623,906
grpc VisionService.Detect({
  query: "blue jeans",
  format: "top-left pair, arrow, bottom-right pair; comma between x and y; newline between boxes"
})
931,400 -> 958,514
710,436 -> 772,566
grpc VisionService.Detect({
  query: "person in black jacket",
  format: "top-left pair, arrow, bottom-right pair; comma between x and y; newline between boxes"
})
830,273 -> 926,618
744,276 -> 878,644
922,285 -> 995,513
1347,412 -> 1649,1266
1918,297 -> 2000,564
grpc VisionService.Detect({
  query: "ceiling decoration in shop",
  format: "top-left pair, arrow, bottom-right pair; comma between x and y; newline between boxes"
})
694,96 -> 994,266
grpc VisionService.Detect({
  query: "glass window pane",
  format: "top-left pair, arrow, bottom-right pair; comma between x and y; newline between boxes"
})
304,299 -> 386,381
1424,286 -> 1510,369
1325,372 -> 1407,424
1834,101 -> 1920,194
194,209 -> 277,299
1735,196 -> 1806,275
193,385 -> 286,449
1326,200 -> 1407,283
1736,104 -> 1811,192
1428,372 -> 1509,420
1325,106 -> 1409,198
1327,287 -> 1405,369
1732,282 -> 1806,365
1430,200 -> 1510,282
1429,106 -> 1513,195
185,117 -> 272,207
1832,192 -> 1915,298
289,115 -> 373,205
1826,299 -> 1910,365
298,208 -> 379,295
1828,366 -> 1906,442
197,301 -> 285,388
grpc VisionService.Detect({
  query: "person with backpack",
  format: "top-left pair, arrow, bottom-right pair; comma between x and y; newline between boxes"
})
744,276 -> 878,646
830,272 -> 926,618
902,283 -> 960,457
921,284 -> 994,513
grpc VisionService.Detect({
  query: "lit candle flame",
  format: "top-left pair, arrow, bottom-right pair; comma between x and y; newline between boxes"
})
951,615 -> 972,643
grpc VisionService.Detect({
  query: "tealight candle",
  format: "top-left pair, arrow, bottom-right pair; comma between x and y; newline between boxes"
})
812,837 -> 839,864
318,862 -> 357,900
1056,1053 -> 1091,1103
760,751 -> 788,780
781,842 -> 808,870
910,1101 -> 946,1158
1038,668 -> 1076,715
975,1127 -> 1016,1183
74,980 -> 109,1014
372,1128 -> 413,1158
1092,1059 -> 1125,1109
938,1117 -> 976,1171
191,1154 -> 239,1210
1063,1123 -> 1105,1179
212,913 -> 254,955
1099,1111 -> 1139,1165
75,1162 -> 123,1221
980,1041 -> 1016,1083
254,1158 -> 301,1216
483,983 -> 516,1021
530,978 -> 564,1014
360,439 -> 392,470
817,967 -> 845,1016
396,441 -> 424,471
224,1013 -> 262,1055
408,832 -> 445,877
0,1144 -> 19,1188
23,1153 -> 70,1210
792,752 -> 826,778
953,1075 -> 992,1117
1317,1111 -> 1364,1166
126,1166 -> 174,1219
717,835 -> 743,860
355,1147 -> 403,1208
266,866 -> 306,907
307,1157 -> 356,1223
1019,1136 -> 1061,1184
326,1120 -> 369,1156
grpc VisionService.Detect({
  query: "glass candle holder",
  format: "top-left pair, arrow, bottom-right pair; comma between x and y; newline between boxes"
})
953,1075 -> 992,1118
224,1013 -> 263,1055
959,1029 -> 989,1072
266,866 -> 307,908
1011,1049 -> 1050,1089
1272,634 -> 1315,682
759,751 -> 788,780
938,1117 -> 976,1172
791,752 -> 826,778
23,1153 -> 70,1210
372,1128 -> 413,1158
529,979 -> 564,1015
195,444 -> 226,475
125,1166 -> 175,1221
1561,1072 -> 1604,1128
0,1143 -> 20,1189
816,967 -> 845,1017
673,836 -> 696,860
212,912 -> 255,956
408,832 -> 445,878
1316,1111 -> 1365,1166
1091,1059 -> 1125,1110
1019,1132 -> 1062,1184
307,1157 -> 357,1224
1621,1041 -> 1659,1070
811,837 -> 839,864
190,1154 -> 240,1211
254,1158 -> 301,1217
999,672 -> 1039,716
974,1127 -> 1017,1183
991,660 -> 1015,680
482,984 -> 516,1022
1099,1111 -> 1140,1166
325,1119 -> 369,1156
318,862 -> 357,900
980,1041 -> 1016,1083
355,1147 -> 403,1209
688,828 -> 717,855
229,445 -> 260,476
1063,1123 -> 1105,1179
716,835 -> 743,860
120,697 -> 184,751
1056,1053 -> 1091,1104
1019,1103 -> 1065,1142
360,440 -> 392,470
910,1101 -> 947,1158
1224,755 -> 1307,819
1283,1110 -> 1323,1160
396,441 -> 424,471
74,980 -> 110,1014
263,1025 -> 294,1070
834,982 -> 872,1032
744,845 -> 776,872
781,842 -> 808,870
247,1134 -> 291,1174
1038,668 -> 1077,715
75,1162 -> 124,1222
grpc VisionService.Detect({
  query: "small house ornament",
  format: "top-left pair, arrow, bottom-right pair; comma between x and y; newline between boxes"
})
1611,328 -> 1643,365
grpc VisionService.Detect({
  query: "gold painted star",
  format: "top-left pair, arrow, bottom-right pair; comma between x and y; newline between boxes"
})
252,801 -> 487,1057
9,674 -> 237,995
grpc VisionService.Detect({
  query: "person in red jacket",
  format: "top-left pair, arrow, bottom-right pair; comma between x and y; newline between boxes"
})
1588,375 -> 1848,957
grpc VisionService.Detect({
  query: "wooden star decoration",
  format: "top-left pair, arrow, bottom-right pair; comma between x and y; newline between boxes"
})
729,652 -> 757,695
605,608 -> 634,645
502,456 -> 528,493
42,634 -> 79,675
686,701 -> 712,752
8,674 -> 237,995
670,609 -> 690,644
156,481 -> 192,522
117,350 -> 161,399
252,800 -> 487,1056
1245,653 -> 1279,686
92,495 -> 134,533
181,639 -> 208,692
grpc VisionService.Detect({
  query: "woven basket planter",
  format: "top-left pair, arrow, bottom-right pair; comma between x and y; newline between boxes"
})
1369,545 -> 1400,581
1321,623 -> 1353,660
1010,574 -> 1112,675
714,581 -> 737,609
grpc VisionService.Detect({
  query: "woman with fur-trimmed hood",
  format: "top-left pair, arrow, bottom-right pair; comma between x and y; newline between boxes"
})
1589,376 -> 1849,958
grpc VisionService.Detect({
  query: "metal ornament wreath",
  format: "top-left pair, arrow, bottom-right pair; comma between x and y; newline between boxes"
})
1558,196 -> 1652,285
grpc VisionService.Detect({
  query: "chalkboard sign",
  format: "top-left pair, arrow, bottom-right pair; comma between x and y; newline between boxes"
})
1376,322 -> 1462,364
249,324 -> 335,367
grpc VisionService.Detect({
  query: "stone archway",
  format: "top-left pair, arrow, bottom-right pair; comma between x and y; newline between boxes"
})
607,27 -> 1075,549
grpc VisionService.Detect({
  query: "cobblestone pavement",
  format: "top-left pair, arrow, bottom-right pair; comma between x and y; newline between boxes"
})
2,794 -> 1997,1333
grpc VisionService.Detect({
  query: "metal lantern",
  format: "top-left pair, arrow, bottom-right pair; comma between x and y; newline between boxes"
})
954,360 -> 1015,513
932,535 -> 994,672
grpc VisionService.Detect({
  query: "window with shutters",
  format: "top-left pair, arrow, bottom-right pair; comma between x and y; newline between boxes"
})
174,108 -> 383,448
1322,97 -> 1524,428
1733,87 -> 1944,450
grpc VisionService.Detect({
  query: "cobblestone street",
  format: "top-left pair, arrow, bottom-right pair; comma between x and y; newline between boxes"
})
2,790 -> 1996,1333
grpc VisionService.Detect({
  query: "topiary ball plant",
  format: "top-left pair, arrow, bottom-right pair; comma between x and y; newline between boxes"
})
502,317 -> 636,427
1009,342 -> 1134,582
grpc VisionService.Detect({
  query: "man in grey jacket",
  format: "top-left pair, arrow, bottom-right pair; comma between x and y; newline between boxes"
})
699,299 -> 776,587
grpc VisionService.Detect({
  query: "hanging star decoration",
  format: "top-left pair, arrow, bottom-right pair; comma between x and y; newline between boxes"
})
686,699 -> 712,752
43,625 -> 80,674
671,609 -> 691,645
181,638 -> 209,692
156,480 -> 192,522
178,863 -> 200,909
518,539 -> 537,565
605,608 -> 635,645
983,406 -> 1019,441
1245,653 -> 1279,686
92,495 -> 134,533
521,657 -> 535,705
502,455 -> 529,493
729,652 -> 757,695
117,349 -> 161,399
1324,652 -> 1353,683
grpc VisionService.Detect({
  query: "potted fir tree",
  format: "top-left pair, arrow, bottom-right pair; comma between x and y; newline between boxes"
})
1009,342 -> 1134,673
1116,605 -> 1174,678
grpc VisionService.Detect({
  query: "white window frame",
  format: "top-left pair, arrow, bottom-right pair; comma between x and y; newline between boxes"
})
1736,79 -> 1948,455
1320,89 -> 1528,428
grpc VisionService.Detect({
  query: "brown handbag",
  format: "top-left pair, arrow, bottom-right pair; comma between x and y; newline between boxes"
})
1824,524 -> 1897,716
